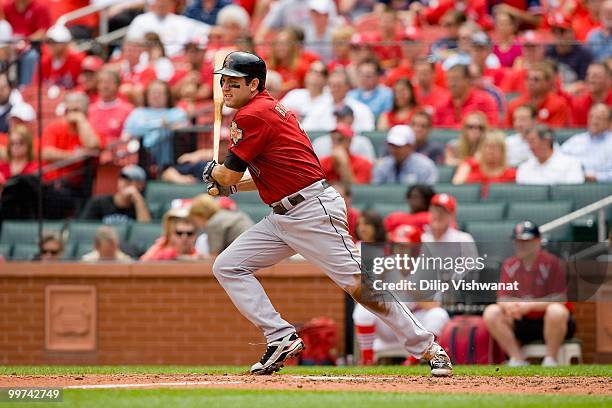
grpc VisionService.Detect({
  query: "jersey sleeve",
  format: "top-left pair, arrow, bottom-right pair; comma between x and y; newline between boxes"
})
228,114 -> 270,164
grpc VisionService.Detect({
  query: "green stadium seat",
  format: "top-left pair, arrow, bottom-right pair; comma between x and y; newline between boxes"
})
507,201 -> 574,240
66,222 -> 129,245
0,243 -> 12,259
352,184 -> 407,206
487,184 -> 549,202
74,243 -> 94,260
128,223 -> 162,253
240,204 -> 271,223
371,203 -> 405,218
465,221 -> 520,242
429,129 -> 459,145
233,191 -> 264,206
0,221 -> 65,244
456,202 -> 506,226
550,184 -> 612,215
145,182 -> 203,209
361,131 -> 388,157
555,128 -> 584,145
11,243 -> 40,260
437,166 -> 456,183
435,184 -> 481,202
307,130 -> 329,141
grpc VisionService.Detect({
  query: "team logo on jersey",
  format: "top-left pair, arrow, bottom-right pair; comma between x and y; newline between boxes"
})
230,121 -> 243,144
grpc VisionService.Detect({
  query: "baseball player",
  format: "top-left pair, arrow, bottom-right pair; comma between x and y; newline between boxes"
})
202,51 -> 453,376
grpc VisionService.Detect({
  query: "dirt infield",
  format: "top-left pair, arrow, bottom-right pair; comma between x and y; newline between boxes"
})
2,374 -> 610,395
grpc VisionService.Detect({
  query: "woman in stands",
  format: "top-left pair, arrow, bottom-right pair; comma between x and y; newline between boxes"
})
377,79 -> 421,130
452,130 -> 516,197
355,209 -> 388,244
492,11 -> 522,68
0,125 -> 38,190
444,111 -> 489,166
140,206 -> 197,261
267,27 -> 317,95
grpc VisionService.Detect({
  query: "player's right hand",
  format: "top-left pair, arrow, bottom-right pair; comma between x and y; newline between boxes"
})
207,181 -> 236,197
202,160 -> 217,184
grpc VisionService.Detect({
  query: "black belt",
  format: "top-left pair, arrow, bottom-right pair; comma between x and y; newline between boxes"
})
271,180 -> 330,215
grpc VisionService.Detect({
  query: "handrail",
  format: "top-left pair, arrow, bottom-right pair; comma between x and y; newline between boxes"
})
56,0 -> 143,36
540,195 -> 612,242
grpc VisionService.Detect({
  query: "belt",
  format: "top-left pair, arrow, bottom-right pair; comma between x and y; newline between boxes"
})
271,180 -> 330,215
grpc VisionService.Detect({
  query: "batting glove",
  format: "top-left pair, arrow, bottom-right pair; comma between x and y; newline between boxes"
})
207,181 -> 237,197
202,160 -> 217,184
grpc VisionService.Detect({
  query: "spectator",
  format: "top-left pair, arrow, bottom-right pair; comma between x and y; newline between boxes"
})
445,111 -> 489,166
215,4 -> 251,47
377,79 -> 420,130
76,56 -> 103,102
328,25 -> 354,69
492,10 -> 522,68
383,184 -> 435,234
0,73 -> 12,134
81,226 -> 132,262
545,13 -> 594,83
319,123 -> 372,184
281,60 -> 328,121
412,57 -> 449,117
452,130 -> 517,197
80,164 -> 152,223
302,68 -> 375,132
40,25 -> 84,89
304,0 -> 340,63
491,1 -> 542,28
345,32 -> 377,86
422,193 -> 475,244
267,27 -> 314,95
170,36 -> 213,102
410,111 -> 444,165
483,221 -> 573,367
517,125 -> 585,185
188,194 -> 253,256
506,62 -> 571,128
89,69 -> 134,148
109,34 -> 156,106
561,103 -> 612,182
587,0 -> 612,61
126,0 -> 210,57
367,5 -> 404,70
373,125 -> 437,185
506,105 -> 537,167
332,182 -> 360,241
433,63 -> 499,128
141,210 -> 198,260
36,230 -> 65,261
183,0 -> 233,25
430,9 -> 465,61
570,62 -> 612,126
347,58 -> 393,121
0,102 -> 35,161
123,80 -> 188,168
142,32 -> 176,82
312,105 -> 376,163
355,209 -> 387,244
468,31 -> 503,76
0,124 -> 38,189
501,30 -> 548,94
384,28 -> 427,86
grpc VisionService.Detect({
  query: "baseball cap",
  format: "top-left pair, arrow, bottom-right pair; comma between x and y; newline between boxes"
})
81,56 -> 104,72
47,25 -> 72,43
120,164 -> 147,182
308,0 -> 333,14
512,221 -> 541,241
519,30 -> 547,46
333,123 -> 353,139
471,31 -> 491,47
430,193 -> 457,214
442,53 -> 472,71
9,103 -> 36,122
390,224 -> 421,243
548,13 -> 572,30
334,105 -> 354,118
386,125 -> 415,147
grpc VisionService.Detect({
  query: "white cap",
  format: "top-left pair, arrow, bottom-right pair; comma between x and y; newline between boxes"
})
308,0 -> 333,14
386,125 -> 415,146
0,20 -> 13,45
9,103 -> 36,122
47,25 -> 72,43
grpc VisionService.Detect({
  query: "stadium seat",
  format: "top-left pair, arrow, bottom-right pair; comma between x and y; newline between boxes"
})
352,184 -> 407,207
550,184 -> 612,217
240,204 -> 271,223
66,222 -> 129,245
11,243 -> 40,261
145,182 -> 203,210
521,339 -> 583,365
0,221 -> 65,244
74,243 -> 94,260
487,184 -> 549,202
507,201 -> 573,226
465,221 -> 520,242
429,129 -> 459,145
456,202 -> 506,227
361,131 -> 388,157
554,129 -> 584,145
435,184 -> 481,202
306,130 -> 328,141
0,243 -> 12,259
232,191 -> 264,206
437,166 -> 456,183
128,223 -> 163,253
371,203 -> 405,218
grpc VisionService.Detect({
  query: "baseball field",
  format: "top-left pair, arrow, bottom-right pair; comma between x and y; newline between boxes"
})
1,365 -> 610,407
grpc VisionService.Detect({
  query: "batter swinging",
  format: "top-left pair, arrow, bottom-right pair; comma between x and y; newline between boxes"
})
202,51 -> 453,377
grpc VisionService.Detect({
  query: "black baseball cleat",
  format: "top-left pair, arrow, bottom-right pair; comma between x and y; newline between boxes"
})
424,342 -> 453,377
250,332 -> 305,375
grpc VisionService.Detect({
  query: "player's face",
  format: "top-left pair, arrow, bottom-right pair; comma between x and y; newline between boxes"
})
514,238 -> 540,260
221,75 -> 257,109
429,206 -> 452,234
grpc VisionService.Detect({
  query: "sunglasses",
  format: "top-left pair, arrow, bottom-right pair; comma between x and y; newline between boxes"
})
42,248 -> 60,255
466,124 -> 485,131
175,230 -> 195,237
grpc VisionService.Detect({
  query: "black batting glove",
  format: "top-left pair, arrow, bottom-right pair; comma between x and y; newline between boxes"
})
202,160 -> 217,184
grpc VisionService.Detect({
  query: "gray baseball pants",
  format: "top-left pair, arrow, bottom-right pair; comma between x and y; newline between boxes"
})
212,181 -> 434,357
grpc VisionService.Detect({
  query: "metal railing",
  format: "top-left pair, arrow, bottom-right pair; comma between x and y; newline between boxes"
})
56,0 -> 143,37
540,195 -> 612,242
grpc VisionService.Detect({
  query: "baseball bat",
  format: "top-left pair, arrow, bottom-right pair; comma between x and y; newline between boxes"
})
209,50 -> 229,196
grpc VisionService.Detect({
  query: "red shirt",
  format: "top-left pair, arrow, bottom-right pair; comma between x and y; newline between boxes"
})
500,67 -> 528,94
384,211 -> 431,234
571,91 -> 612,127
415,84 -> 451,115
464,157 -> 516,197
229,91 -> 325,205
498,250 -> 568,319
507,92 -> 571,128
319,153 -> 372,185
88,99 -> 134,146
40,0 -> 97,28
347,206 -> 360,242
39,48 -> 85,89
3,0 -> 51,37
434,88 -> 500,128
0,161 -> 39,185
384,63 -> 413,87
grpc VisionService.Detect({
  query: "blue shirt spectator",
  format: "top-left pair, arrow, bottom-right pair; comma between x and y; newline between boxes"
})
183,0 -> 233,25
347,58 -> 393,120
587,28 -> 612,62
561,104 -> 612,182
372,125 -> 438,184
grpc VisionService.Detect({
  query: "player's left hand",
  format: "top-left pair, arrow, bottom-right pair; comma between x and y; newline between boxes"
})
202,160 -> 218,183
207,181 -> 236,197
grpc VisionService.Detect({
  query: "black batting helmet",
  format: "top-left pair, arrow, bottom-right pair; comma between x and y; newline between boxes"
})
214,51 -> 267,92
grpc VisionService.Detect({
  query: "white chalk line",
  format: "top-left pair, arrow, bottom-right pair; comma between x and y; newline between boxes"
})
64,381 -> 244,390
290,376 -> 395,381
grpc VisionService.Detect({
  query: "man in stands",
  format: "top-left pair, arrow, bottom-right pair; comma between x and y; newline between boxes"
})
506,105 -> 537,167
561,103 -> 612,182
347,58 -> 393,121
281,61 -> 329,121
411,110 -> 444,164
372,125 -> 438,185
483,221 -> 574,367
76,56 -> 104,102
586,0 -> 612,61
545,13 -> 594,83
422,193 -> 475,244
506,62 -> 571,128
80,164 -> 151,224
319,123 -> 372,185
571,62 -> 612,126
81,226 -> 132,262
433,63 -> 499,128
40,25 -> 84,89
517,125 -> 585,185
